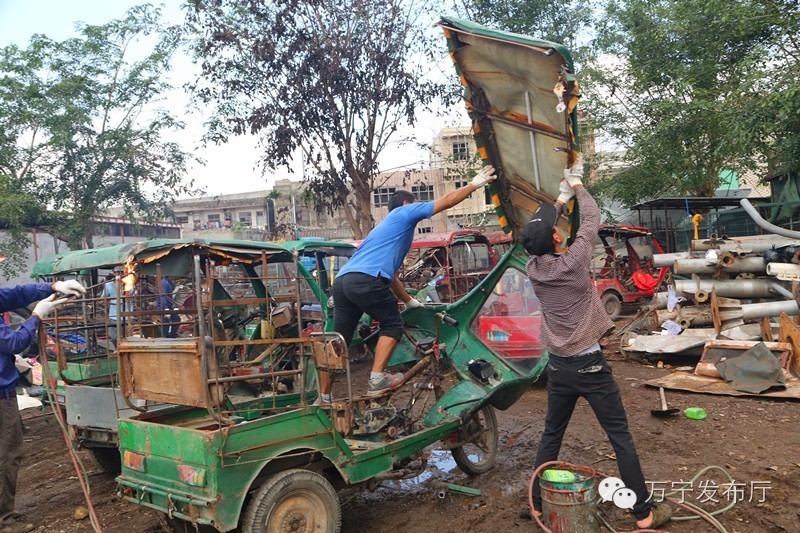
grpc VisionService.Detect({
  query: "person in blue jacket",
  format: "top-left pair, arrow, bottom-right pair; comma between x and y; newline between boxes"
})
158,276 -> 180,338
320,166 -> 496,399
0,278 -> 85,533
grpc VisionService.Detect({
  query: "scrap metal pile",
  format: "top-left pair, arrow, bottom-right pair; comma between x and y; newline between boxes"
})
620,234 -> 800,399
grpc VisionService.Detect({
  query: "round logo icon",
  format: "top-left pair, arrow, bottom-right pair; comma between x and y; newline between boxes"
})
598,476 -> 624,503
612,487 -> 637,510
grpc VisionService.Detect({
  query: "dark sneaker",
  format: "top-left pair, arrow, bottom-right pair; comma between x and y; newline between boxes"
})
367,372 -> 404,396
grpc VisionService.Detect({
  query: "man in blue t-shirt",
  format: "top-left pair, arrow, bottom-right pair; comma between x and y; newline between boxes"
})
325,165 -> 496,398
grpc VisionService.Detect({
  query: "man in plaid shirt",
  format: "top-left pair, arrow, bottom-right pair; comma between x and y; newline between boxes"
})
522,157 -> 670,530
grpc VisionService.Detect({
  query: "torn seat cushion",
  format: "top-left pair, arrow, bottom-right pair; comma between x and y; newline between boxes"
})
715,342 -> 787,394
632,271 -> 659,292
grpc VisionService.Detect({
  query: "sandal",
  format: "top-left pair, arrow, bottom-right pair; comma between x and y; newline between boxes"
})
637,503 -> 671,529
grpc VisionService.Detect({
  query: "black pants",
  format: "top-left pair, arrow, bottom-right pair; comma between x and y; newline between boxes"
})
532,350 -> 651,520
332,273 -> 403,345
0,392 -> 22,524
162,313 -> 180,338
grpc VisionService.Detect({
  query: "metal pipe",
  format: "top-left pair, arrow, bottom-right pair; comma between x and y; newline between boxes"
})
740,199 -> 800,239
207,369 -> 302,384
653,252 -> 692,268
712,293 -> 799,332
674,279 -> 787,299
692,237 -> 800,253
195,254 -> 222,424
653,292 -> 669,309
673,257 -> 765,275
655,307 -> 713,327
768,283 -> 795,300
741,300 -> 799,320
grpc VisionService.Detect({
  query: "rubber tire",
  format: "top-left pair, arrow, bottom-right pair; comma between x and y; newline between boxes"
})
241,469 -> 341,533
602,292 -> 622,321
87,447 -> 122,474
451,406 -> 499,476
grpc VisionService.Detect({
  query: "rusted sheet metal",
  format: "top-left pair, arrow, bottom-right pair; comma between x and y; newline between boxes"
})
778,312 -> 800,377
118,337 -> 225,408
645,373 -> 800,400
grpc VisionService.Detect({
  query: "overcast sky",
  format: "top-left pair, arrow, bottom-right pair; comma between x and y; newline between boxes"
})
0,1 -> 469,197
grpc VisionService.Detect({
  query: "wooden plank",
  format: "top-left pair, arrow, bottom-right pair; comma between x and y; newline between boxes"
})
646,372 -> 800,400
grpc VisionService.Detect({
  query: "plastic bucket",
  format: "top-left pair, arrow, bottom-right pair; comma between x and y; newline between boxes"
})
260,320 -> 276,340
539,463 -> 599,533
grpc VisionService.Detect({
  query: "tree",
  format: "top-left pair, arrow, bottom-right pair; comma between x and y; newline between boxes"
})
583,0 -> 799,205
0,4 -> 196,253
460,0 -> 596,60
187,0 -> 448,239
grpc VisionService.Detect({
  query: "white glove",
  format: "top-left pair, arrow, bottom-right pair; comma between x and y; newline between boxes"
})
563,155 -> 584,188
470,166 -> 496,188
556,179 -> 574,205
33,294 -> 70,319
53,279 -> 86,297
404,298 -> 424,309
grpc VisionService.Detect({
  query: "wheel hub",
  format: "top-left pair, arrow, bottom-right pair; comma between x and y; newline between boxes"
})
271,489 -> 326,533
281,511 -> 308,532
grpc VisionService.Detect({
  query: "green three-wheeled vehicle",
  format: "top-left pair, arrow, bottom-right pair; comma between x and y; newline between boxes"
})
33,17 -> 582,532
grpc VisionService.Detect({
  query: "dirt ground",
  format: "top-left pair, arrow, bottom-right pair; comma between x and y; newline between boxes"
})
14,347 -> 800,533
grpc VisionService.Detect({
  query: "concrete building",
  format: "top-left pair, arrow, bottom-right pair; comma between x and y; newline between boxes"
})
2,217 -> 181,285
97,127 -> 500,244
167,179 -> 353,241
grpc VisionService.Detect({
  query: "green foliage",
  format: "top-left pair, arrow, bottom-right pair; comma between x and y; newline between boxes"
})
463,0 -> 596,62
186,0 -> 449,239
0,175 -> 52,277
584,0 -> 800,205
0,4 -> 197,257
468,0 -> 798,206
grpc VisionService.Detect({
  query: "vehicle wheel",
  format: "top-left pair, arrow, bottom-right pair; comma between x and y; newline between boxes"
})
451,406 -> 499,476
87,447 -> 121,474
241,469 -> 341,533
602,292 -> 622,321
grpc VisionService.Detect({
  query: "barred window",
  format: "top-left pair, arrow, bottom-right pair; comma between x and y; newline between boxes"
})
452,142 -> 470,161
373,187 -> 396,207
412,184 -> 434,202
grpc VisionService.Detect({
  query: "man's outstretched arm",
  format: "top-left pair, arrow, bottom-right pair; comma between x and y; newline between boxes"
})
432,166 -> 495,215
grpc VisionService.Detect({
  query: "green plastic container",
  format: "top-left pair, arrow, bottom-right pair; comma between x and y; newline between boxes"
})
684,407 -> 707,420
542,469 -> 577,484
243,324 -> 258,340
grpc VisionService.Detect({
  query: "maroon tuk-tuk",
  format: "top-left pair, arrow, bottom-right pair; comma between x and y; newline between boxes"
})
400,229 -> 496,303
592,224 -> 667,319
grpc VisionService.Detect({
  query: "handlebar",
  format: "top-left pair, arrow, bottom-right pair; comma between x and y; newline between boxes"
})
436,312 -> 458,327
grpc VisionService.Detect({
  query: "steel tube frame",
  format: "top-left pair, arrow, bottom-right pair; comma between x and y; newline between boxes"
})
673,257 -> 766,275
740,199 -> 800,239
674,279 -> 786,299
